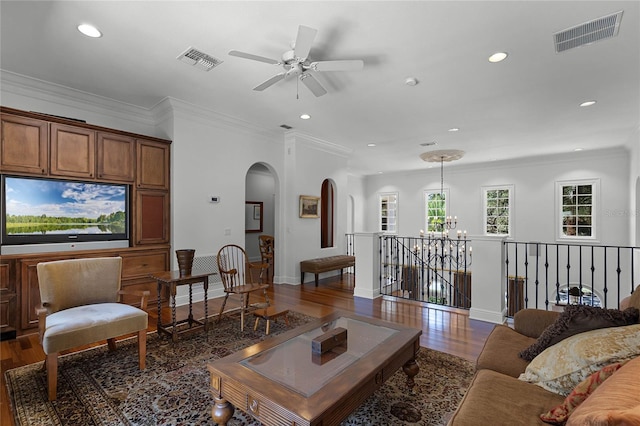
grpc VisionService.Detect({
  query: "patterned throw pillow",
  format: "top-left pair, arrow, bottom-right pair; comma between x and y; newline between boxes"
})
518,323 -> 640,395
519,305 -> 639,361
539,361 -> 627,424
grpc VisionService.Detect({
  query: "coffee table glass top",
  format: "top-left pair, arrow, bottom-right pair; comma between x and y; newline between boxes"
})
240,316 -> 398,397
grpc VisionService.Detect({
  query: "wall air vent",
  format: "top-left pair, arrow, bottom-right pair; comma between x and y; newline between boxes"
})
280,124 -> 293,130
177,47 -> 223,71
554,10 -> 623,53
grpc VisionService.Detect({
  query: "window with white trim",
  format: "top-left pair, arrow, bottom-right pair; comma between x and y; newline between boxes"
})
483,185 -> 514,236
379,193 -> 398,233
556,179 -> 598,240
424,189 -> 448,232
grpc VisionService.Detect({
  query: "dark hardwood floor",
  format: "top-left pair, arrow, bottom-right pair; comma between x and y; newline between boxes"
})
0,274 -> 495,425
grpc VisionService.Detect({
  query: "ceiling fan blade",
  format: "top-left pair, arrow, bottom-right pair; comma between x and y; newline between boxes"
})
300,73 -> 327,97
294,25 -> 317,60
229,50 -> 280,65
253,73 -> 286,91
310,60 -> 364,72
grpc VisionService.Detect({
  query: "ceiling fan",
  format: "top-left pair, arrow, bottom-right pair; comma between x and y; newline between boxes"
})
229,25 -> 364,97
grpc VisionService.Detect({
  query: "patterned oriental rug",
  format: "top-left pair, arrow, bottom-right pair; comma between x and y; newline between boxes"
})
5,311 -> 474,426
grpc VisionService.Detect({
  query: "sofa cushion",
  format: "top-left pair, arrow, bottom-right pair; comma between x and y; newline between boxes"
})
519,305 -> 639,361
476,324 -> 535,377
518,324 -> 640,395
539,361 -> 627,424
566,356 -> 640,425
447,369 -> 565,426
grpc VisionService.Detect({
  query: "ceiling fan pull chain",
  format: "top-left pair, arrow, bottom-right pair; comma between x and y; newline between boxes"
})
296,77 -> 299,100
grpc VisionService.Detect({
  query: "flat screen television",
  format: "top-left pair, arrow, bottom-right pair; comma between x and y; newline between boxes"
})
1,175 -> 130,254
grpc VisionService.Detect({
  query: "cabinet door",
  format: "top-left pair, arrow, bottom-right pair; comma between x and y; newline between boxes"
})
135,190 -> 169,244
0,114 -> 48,175
97,132 -> 135,182
50,123 -> 95,178
0,261 -> 17,336
137,139 -> 169,190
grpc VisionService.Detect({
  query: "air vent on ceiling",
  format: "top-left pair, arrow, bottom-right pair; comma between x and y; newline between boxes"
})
177,47 -> 223,71
554,10 -> 623,53
280,124 -> 293,130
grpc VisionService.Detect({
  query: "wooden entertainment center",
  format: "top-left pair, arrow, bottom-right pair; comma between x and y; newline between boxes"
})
0,106 -> 172,339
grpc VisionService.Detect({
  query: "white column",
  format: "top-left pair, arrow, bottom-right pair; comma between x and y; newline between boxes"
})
353,232 -> 383,299
468,236 -> 507,324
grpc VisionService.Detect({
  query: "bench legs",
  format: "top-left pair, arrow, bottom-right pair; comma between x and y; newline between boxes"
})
301,269 -> 345,287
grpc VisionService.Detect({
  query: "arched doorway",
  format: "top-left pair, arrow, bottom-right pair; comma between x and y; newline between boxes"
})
245,163 -> 277,264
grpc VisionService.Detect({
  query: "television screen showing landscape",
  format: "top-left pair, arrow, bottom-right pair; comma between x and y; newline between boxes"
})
4,176 -> 127,237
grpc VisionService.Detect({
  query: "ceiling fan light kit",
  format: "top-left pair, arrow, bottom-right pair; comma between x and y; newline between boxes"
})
229,25 -> 364,97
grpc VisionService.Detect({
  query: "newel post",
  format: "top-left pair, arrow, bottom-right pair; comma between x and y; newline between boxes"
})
353,232 -> 383,299
468,236 -> 507,324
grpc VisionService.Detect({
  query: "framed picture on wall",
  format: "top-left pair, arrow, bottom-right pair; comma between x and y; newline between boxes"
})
299,195 -> 320,218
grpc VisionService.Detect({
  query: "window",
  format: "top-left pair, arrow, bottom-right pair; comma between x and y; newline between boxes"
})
424,190 -> 448,232
379,193 -> 398,233
556,179 -> 598,240
483,185 -> 513,236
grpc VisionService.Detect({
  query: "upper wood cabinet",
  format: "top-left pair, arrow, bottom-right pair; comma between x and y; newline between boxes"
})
137,139 -> 169,190
50,123 -> 95,178
97,132 -> 135,182
0,114 -> 49,175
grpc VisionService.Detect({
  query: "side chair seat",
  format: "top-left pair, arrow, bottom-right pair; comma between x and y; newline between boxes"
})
41,303 -> 148,355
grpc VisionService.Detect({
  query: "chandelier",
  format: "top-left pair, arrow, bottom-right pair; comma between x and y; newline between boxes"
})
419,149 -> 465,234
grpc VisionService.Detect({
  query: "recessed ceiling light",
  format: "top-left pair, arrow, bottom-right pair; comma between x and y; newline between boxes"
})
448,128 -> 460,132
367,143 -> 377,147
405,77 -> 418,86
579,100 -> 597,107
77,24 -> 102,38
300,114 -> 311,120
488,52 -> 508,63
574,148 -> 584,151
377,171 -> 383,174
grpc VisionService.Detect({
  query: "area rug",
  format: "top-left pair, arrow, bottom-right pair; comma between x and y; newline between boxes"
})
6,311 -> 474,426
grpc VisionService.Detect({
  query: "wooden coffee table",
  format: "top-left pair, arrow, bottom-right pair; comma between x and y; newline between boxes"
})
207,311 -> 421,426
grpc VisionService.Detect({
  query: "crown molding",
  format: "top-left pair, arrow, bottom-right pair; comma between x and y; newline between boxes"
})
158,96 -> 282,141
0,70 -> 158,131
287,130 -> 352,158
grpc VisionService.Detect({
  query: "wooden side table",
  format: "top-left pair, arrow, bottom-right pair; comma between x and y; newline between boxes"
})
150,269 -> 214,342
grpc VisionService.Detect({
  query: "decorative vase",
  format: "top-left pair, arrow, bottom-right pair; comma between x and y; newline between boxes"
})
176,249 -> 195,276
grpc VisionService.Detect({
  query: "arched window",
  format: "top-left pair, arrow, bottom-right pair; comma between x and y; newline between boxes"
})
321,179 -> 335,248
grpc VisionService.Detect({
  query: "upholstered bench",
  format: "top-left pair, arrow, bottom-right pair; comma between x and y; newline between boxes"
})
300,255 -> 355,287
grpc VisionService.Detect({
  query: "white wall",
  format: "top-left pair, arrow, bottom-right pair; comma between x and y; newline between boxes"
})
280,133 -> 351,284
363,148 -> 631,246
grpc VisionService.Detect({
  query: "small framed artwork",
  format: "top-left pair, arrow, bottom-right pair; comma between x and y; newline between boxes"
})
300,195 -> 320,218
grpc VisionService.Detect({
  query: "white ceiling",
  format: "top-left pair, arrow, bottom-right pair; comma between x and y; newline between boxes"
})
1,1 -> 638,176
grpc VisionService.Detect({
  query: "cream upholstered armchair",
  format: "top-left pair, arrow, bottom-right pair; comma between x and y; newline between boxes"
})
36,257 -> 149,400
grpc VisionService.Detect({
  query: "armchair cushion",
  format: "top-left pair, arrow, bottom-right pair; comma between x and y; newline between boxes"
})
42,302 -> 148,354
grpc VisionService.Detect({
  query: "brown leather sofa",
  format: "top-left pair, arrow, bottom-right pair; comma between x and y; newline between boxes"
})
448,292 -> 640,426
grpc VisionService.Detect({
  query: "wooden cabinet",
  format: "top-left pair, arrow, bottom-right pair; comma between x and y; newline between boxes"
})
11,248 -> 169,331
0,114 -> 48,175
97,132 -> 135,182
135,190 -> 170,245
137,139 -> 169,190
50,123 -> 96,178
0,107 -> 172,337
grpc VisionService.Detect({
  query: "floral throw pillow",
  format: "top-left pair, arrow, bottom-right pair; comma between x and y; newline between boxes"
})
539,361 -> 627,424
